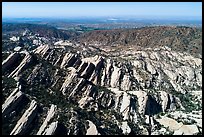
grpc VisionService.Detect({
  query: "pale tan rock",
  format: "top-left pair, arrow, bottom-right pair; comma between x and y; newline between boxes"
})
100,68 -> 106,86
37,104 -> 57,135
2,52 -> 20,72
14,47 -> 22,52
86,120 -> 99,135
121,121 -> 131,134
156,116 -> 183,131
80,62 -> 95,79
60,70 -> 78,95
78,96 -> 94,108
9,53 -> 32,78
34,45 -> 49,57
158,91 -> 169,112
121,74 -> 131,91
89,56 -> 104,84
105,59 -> 113,85
68,78 -> 86,98
139,125 -> 149,135
110,64 -> 121,88
128,91 -> 148,114
173,125 -> 199,135
10,100 -> 38,135
2,88 -> 24,117
60,53 -> 77,68
119,92 -> 131,120
146,60 -> 156,74
43,121 -> 58,135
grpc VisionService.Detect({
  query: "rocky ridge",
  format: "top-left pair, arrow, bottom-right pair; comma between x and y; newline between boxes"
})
2,27 -> 202,135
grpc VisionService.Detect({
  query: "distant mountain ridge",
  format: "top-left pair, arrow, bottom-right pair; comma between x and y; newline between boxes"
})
2,23 -> 80,40
2,23 -> 202,58
77,26 -> 202,58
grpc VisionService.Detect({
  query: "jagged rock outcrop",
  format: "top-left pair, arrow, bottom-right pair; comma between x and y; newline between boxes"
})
110,63 -> 121,88
128,91 -> 148,114
68,78 -> 87,98
8,52 -> 32,78
2,26 -> 202,135
158,91 -> 177,112
2,52 -> 20,73
156,116 -> 200,135
173,125 -> 199,135
60,53 -> 78,68
37,104 -> 57,135
10,100 -> 38,135
60,68 -> 78,95
80,62 -> 95,79
42,121 -> 58,135
89,56 -> 104,84
34,45 -> 50,57
78,96 -> 94,109
120,121 -> 131,134
2,88 -> 25,117
26,64 -> 42,85
120,74 -> 132,91
86,120 -> 100,135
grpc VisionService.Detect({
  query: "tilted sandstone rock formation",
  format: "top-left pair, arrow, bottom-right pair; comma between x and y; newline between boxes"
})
2,88 -> 25,117
10,100 -> 38,135
37,104 -> 57,135
86,120 -> 100,135
8,52 -> 32,78
2,26 -> 202,135
2,52 -> 20,73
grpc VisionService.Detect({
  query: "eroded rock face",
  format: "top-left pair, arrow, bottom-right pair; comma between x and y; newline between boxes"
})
121,74 -> 132,91
2,27 -> 202,135
156,116 -> 183,131
78,96 -> 94,109
68,78 -> 87,98
110,64 -> 121,88
60,53 -> 78,69
60,69 -> 78,95
156,116 -> 200,135
158,91 -> 177,112
128,91 -> 148,114
42,121 -> 58,135
80,62 -> 95,79
173,125 -> 199,135
86,120 -> 99,135
2,88 -> 25,117
8,52 -> 33,78
89,56 -> 104,84
120,121 -> 131,134
37,104 -> 57,135
2,52 -> 20,73
10,100 -> 38,135
34,45 -> 50,57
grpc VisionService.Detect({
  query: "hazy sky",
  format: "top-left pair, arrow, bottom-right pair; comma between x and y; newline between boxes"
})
2,2 -> 202,18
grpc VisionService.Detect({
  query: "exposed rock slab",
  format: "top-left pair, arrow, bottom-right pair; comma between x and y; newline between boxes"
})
173,125 -> 199,135
2,88 -> 24,117
10,100 -> 38,135
8,52 -> 32,78
86,120 -> 99,135
37,104 -> 57,135
156,116 -> 183,131
43,121 -> 58,135
2,52 -> 20,73
120,121 -> 131,134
